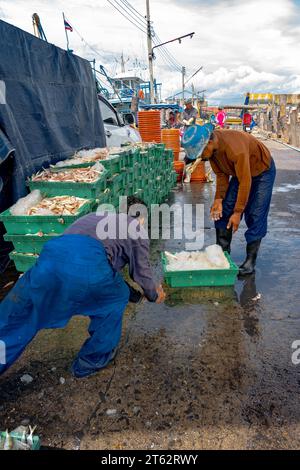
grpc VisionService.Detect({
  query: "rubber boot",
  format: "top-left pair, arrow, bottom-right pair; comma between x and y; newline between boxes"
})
216,227 -> 233,254
239,240 -> 261,275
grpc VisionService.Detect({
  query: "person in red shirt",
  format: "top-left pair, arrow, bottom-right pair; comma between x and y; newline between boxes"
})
242,111 -> 252,131
216,108 -> 226,128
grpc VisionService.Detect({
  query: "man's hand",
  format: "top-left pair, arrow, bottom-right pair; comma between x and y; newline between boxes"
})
156,284 -> 166,304
210,198 -> 223,221
227,212 -> 241,233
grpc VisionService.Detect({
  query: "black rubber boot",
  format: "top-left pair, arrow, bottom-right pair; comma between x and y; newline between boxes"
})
216,228 -> 233,254
239,240 -> 261,275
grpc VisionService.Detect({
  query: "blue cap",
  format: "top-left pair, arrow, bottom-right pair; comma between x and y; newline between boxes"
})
182,123 -> 213,160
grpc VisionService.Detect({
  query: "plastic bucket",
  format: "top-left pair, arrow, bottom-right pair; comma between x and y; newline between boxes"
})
162,129 -> 181,161
174,161 -> 184,182
138,111 -> 161,143
191,161 -> 207,182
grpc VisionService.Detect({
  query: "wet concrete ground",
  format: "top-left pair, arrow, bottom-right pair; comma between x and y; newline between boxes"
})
0,139 -> 299,450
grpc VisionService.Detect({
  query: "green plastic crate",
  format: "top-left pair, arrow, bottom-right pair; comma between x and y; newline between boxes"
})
155,144 -> 165,157
161,252 -> 239,288
9,252 -> 39,272
50,160 -> 102,170
0,199 -> 93,235
4,233 -> 59,254
138,150 -> 150,164
135,165 -> 144,178
94,188 -> 111,204
110,197 -> 120,208
133,177 -> 146,192
108,173 -> 125,193
121,150 -> 132,167
122,183 -> 134,196
28,169 -> 108,199
164,149 -> 174,164
124,171 -> 134,185
101,154 -> 125,176
129,148 -> 140,165
0,431 -> 41,450
133,189 -> 143,200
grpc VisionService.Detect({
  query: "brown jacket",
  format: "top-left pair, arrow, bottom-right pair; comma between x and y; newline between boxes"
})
210,130 -> 271,213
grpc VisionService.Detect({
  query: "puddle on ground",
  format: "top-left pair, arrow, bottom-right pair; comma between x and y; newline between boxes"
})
273,183 -> 300,193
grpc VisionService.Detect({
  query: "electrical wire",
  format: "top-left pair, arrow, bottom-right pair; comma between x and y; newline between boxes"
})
121,0 -> 146,21
152,36 -> 182,72
120,0 -> 147,25
113,0 -> 148,30
108,0 -> 183,72
64,16 -> 107,64
153,32 -> 183,71
106,0 -> 147,34
154,45 -> 181,72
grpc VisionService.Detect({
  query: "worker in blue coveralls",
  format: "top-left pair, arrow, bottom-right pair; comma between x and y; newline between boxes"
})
201,130 -> 276,275
0,197 -> 166,378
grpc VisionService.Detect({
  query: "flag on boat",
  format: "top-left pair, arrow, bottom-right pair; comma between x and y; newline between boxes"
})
64,19 -> 73,32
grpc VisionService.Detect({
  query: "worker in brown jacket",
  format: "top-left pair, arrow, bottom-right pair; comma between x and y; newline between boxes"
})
201,129 -> 276,275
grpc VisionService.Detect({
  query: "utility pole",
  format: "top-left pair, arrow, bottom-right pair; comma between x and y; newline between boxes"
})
146,0 -> 155,103
121,52 -> 125,73
119,52 -> 129,73
182,66 -> 186,104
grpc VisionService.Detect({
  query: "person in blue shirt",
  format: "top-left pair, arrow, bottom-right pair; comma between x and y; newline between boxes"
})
0,197 -> 165,379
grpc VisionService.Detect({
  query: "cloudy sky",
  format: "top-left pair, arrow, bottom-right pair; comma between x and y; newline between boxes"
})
1,0 -> 300,104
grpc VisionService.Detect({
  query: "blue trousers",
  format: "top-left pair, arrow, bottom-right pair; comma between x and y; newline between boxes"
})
0,235 -> 129,378
215,158 -> 276,243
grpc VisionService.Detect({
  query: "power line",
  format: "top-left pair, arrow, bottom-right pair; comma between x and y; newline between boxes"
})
63,14 -> 118,91
153,35 -> 183,71
153,32 -> 183,70
106,0 -> 147,34
153,37 -> 179,69
64,15 -> 109,66
108,0 -> 182,72
121,0 -> 146,21
152,36 -> 182,72
112,0 -> 183,72
113,0 -> 148,30
184,65 -> 203,87
153,42 -> 182,72
120,0 -> 147,25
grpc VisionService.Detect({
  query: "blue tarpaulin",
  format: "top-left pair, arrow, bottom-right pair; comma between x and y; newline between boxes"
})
0,20 -> 106,271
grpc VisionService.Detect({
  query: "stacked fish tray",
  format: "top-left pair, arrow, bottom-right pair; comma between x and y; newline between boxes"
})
81,144 -> 177,209
1,144 -> 177,272
1,195 -> 94,272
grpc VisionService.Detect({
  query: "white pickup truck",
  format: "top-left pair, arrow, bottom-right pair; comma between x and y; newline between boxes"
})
98,94 -> 141,147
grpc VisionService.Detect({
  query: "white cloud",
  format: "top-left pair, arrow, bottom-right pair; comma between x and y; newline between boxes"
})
1,0 -> 300,104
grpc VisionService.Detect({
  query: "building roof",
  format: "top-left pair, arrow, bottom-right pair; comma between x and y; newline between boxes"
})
112,72 -> 145,83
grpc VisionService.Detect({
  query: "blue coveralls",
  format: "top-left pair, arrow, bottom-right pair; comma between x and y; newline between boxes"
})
215,158 -> 276,243
0,234 -> 129,378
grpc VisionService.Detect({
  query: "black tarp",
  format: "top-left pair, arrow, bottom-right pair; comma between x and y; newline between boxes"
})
0,20 -> 106,271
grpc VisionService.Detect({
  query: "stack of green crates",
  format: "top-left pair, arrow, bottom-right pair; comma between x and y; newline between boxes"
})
104,144 -> 177,209
1,144 -> 177,272
1,197 -> 94,272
